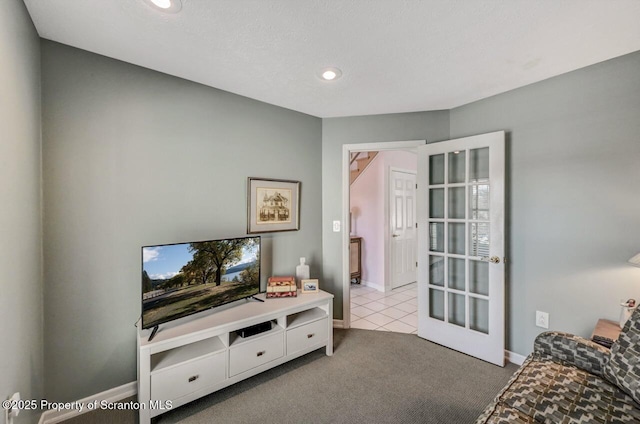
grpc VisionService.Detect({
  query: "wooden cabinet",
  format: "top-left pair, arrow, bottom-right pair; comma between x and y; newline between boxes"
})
138,291 -> 333,423
350,237 -> 362,284
591,318 -> 621,348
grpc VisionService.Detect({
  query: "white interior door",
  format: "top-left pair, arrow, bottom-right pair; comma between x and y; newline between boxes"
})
390,169 -> 417,289
417,131 -> 505,366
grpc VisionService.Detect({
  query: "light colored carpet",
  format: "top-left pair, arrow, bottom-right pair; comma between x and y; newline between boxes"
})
63,329 -> 518,424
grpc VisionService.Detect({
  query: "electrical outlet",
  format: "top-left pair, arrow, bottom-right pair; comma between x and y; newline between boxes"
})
332,220 -> 341,232
536,311 -> 549,329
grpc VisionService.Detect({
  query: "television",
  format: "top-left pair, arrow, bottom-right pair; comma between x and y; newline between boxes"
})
141,235 -> 261,331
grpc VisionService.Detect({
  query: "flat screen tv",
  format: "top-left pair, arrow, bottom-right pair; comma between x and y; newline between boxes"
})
141,236 -> 261,331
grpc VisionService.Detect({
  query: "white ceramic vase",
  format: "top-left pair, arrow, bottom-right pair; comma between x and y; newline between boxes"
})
296,257 -> 310,288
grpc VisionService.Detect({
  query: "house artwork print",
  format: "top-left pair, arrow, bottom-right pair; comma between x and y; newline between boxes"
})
257,188 -> 291,224
247,178 -> 300,234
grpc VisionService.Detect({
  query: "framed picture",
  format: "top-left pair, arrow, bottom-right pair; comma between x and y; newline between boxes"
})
247,178 -> 301,234
301,279 -> 319,293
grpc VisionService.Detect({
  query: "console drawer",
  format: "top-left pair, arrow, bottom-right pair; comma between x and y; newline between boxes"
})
151,350 -> 226,401
229,332 -> 284,377
287,317 -> 328,356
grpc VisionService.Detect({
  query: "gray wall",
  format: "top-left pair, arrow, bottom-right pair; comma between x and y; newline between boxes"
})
0,1 -> 43,423
41,41 -> 322,402
321,112 -> 450,318
450,51 -> 640,355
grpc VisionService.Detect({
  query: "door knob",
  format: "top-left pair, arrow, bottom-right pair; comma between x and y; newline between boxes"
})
392,234 -> 400,238
480,256 -> 501,263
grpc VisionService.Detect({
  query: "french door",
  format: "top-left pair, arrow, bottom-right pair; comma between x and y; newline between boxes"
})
417,131 -> 505,366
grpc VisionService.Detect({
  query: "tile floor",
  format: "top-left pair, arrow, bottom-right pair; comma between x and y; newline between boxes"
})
350,282 -> 418,334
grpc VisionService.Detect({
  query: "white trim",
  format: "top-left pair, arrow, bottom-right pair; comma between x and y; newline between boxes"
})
38,382 -> 137,424
333,319 -> 345,329
505,350 -> 527,366
342,140 -> 426,329
360,279 -> 386,292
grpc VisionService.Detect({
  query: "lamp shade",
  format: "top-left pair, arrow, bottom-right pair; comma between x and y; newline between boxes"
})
629,252 -> 640,267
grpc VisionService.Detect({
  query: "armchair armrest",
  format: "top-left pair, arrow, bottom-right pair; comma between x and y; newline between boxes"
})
533,331 -> 610,376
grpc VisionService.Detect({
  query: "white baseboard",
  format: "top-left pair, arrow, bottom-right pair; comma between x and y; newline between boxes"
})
333,319 -> 345,329
38,382 -> 137,424
361,280 -> 386,292
505,350 -> 527,366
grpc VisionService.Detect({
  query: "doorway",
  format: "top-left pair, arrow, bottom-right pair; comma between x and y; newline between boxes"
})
342,140 -> 425,330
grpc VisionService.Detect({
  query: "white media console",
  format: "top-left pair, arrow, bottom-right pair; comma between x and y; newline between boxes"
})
137,290 -> 334,423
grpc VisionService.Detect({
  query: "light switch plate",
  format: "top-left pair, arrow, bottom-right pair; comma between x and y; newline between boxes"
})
332,221 -> 340,232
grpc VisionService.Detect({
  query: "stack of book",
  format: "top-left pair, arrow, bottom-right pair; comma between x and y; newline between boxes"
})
266,276 -> 297,298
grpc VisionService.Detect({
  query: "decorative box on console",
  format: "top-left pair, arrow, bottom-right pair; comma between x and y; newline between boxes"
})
267,276 -> 297,298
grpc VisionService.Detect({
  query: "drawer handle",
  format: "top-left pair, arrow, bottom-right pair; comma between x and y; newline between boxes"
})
188,375 -> 199,383
307,333 -> 315,338
256,350 -> 266,357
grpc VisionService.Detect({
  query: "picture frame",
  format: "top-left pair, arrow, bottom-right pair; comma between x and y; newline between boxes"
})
301,279 -> 319,293
247,178 -> 301,234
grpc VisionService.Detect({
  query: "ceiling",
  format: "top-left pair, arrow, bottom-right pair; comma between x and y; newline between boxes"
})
23,0 -> 640,118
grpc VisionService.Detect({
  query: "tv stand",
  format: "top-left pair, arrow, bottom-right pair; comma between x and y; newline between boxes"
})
137,290 -> 333,424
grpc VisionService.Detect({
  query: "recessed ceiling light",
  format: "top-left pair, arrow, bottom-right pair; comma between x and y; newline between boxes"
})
319,67 -> 342,81
151,0 -> 171,8
143,0 -> 182,13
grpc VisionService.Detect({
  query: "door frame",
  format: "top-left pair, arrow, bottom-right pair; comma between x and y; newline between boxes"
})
341,140 -> 426,329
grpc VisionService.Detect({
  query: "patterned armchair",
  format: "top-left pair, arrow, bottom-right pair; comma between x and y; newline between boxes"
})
476,308 -> 640,423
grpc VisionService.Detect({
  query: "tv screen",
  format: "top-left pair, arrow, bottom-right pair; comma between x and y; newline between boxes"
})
141,236 -> 261,329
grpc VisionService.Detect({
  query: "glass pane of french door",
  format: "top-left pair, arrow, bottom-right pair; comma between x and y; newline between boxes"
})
427,148 -> 491,334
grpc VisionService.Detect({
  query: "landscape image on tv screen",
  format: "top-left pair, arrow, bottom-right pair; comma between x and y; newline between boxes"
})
141,236 -> 260,329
